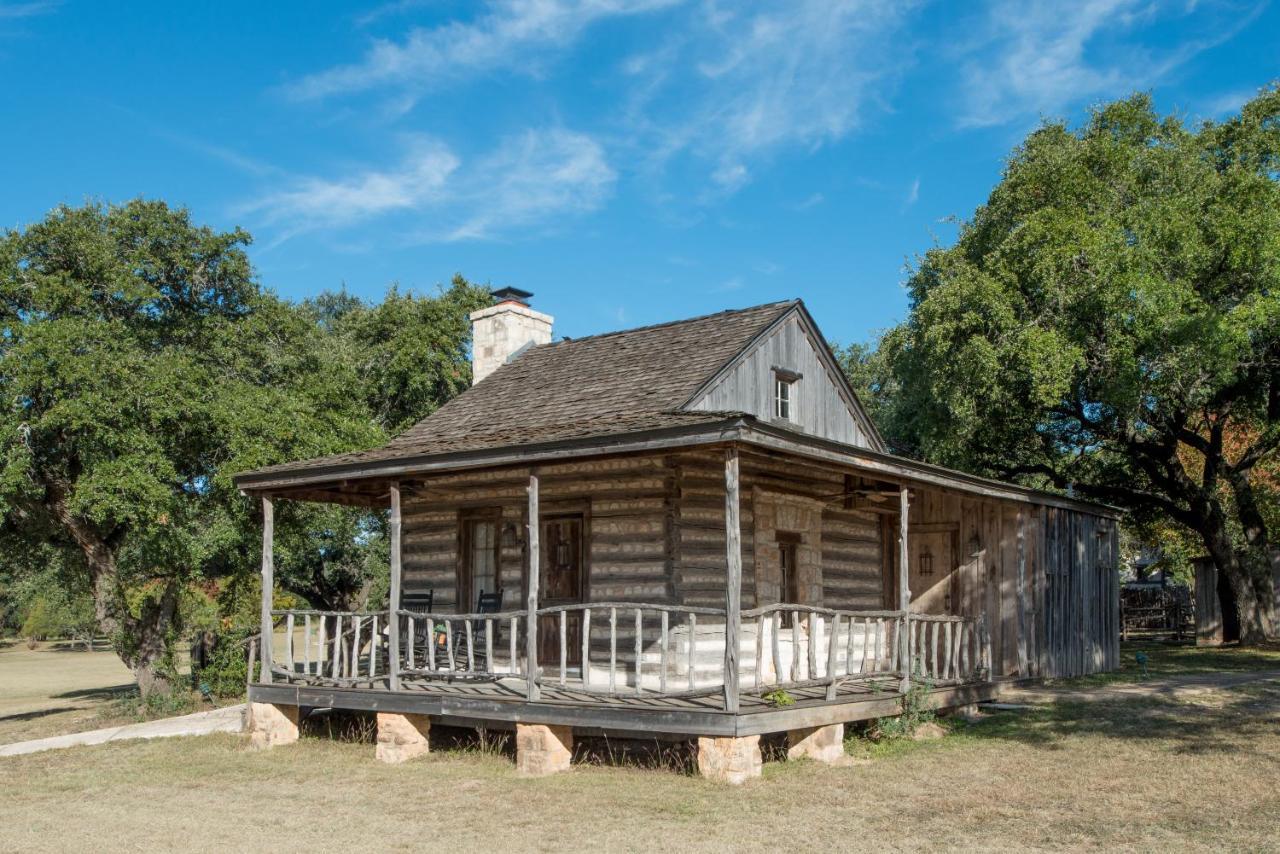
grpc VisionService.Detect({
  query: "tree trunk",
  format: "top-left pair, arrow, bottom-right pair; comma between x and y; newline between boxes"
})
1201,526 -> 1276,645
54,495 -> 181,699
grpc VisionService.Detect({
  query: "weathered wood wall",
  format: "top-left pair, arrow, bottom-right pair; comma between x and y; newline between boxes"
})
398,445 -> 1118,680
904,489 -> 1118,679
688,312 -> 872,448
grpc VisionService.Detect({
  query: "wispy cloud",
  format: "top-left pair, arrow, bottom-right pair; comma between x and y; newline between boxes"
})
0,1 -> 58,19
285,0 -> 678,103
621,0 -> 921,193
437,128 -> 615,241
954,0 -> 1261,128
903,177 -> 920,210
285,0 -> 919,198
793,192 -> 825,211
241,128 -> 613,245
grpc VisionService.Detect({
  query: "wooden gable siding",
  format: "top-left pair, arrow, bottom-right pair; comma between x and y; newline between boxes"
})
687,313 -> 870,449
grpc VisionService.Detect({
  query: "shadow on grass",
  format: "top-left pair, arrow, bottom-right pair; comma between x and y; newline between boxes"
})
54,684 -> 136,702
956,681 -> 1280,760
0,706 -> 88,724
1061,640 -> 1280,689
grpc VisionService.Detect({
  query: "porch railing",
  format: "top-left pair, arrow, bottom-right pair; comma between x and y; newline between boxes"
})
395,607 -> 528,680
263,605 -> 991,706
535,602 -> 728,698
269,610 -> 389,684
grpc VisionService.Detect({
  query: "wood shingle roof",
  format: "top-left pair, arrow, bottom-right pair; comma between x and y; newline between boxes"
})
238,300 -> 795,482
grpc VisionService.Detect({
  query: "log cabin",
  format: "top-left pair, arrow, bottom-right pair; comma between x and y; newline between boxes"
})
234,290 -> 1120,780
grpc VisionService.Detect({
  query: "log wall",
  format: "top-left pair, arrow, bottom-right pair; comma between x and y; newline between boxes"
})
398,445 -> 1118,680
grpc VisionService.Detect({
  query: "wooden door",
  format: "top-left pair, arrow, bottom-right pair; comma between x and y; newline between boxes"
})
909,530 -> 955,615
538,514 -> 584,666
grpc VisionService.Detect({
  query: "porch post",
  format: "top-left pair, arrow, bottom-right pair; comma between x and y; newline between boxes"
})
526,473 -> 541,701
898,486 -> 910,694
388,482 -> 402,692
723,447 -> 742,714
260,496 -> 274,685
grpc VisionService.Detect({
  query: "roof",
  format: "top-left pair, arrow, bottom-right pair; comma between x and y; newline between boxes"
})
232,297 -> 1116,519
239,300 -> 797,482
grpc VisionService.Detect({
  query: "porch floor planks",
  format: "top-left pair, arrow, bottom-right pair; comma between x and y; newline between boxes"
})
271,671 -> 905,715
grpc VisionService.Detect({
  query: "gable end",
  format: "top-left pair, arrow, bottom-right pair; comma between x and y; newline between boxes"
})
680,302 -> 887,452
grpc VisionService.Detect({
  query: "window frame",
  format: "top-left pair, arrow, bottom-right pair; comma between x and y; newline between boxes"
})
772,366 -> 801,422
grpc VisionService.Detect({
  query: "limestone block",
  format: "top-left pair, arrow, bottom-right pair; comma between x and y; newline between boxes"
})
786,723 -> 845,763
247,702 -> 299,750
696,735 -> 762,784
516,723 -> 573,776
376,712 -> 431,764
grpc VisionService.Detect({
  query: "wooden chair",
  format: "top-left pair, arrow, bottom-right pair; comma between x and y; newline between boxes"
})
400,590 -> 434,669
452,589 -> 503,674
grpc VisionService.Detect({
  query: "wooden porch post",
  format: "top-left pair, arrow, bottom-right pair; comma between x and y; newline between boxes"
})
723,447 -> 742,714
388,482 -> 402,692
526,473 -> 541,701
898,486 -> 910,694
260,496 -> 274,685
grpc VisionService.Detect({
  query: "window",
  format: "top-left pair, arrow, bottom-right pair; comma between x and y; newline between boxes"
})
774,377 -> 793,420
459,510 -> 500,611
772,367 -> 800,421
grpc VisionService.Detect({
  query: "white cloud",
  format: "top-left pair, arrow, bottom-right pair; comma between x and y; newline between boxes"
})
286,0 -> 679,102
440,128 -> 615,241
245,137 -> 459,229
243,129 -> 613,243
954,0 -> 1260,128
903,177 -> 920,209
0,1 -> 58,19
623,0 -> 919,192
285,0 -> 918,198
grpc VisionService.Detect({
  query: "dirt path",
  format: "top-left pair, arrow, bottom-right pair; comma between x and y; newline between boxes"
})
1000,667 -> 1280,705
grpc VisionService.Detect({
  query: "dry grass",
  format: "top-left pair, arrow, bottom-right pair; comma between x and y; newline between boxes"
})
3,672 -> 1279,852
0,639 -> 135,744
2,641 -> 1278,851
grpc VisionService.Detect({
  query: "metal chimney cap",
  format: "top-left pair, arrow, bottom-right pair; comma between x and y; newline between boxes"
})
491,286 -> 533,305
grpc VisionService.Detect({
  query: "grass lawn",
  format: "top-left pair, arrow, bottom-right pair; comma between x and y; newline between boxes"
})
0,639 -> 136,744
2,642 -> 1279,852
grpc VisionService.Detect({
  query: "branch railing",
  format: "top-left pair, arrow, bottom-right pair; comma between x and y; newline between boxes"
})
264,604 -> 991,702
534,602 -> 728,698
395,607 -> 527,680
268,610 -> 389,685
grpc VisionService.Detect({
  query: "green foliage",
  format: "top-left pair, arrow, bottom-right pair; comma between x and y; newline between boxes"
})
194,625 -> 256,698
0,199 -> 493,689
863,86 -> 1280,638
872,671 -> 936,740
763,688 -> 796,707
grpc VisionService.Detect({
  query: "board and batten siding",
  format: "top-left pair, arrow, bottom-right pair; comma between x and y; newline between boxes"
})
687,313 -> 871,449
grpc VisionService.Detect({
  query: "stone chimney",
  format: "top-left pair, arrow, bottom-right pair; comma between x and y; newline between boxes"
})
469,287 -> 554,385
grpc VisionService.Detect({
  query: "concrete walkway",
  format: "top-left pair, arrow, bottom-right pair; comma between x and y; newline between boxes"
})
999,668 -> 1280,705
0,704 -> 245,757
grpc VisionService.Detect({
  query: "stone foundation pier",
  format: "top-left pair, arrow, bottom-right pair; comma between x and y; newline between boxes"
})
516,723 -> 573,776
376,713 -> 431,764
247,702 -> 299,750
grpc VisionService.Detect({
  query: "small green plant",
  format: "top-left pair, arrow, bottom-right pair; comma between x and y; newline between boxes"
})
763,688 -> 795,707
870,667 -> 936,740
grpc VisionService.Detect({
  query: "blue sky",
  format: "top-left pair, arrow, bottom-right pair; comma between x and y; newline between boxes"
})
1,1 -> 1276,346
